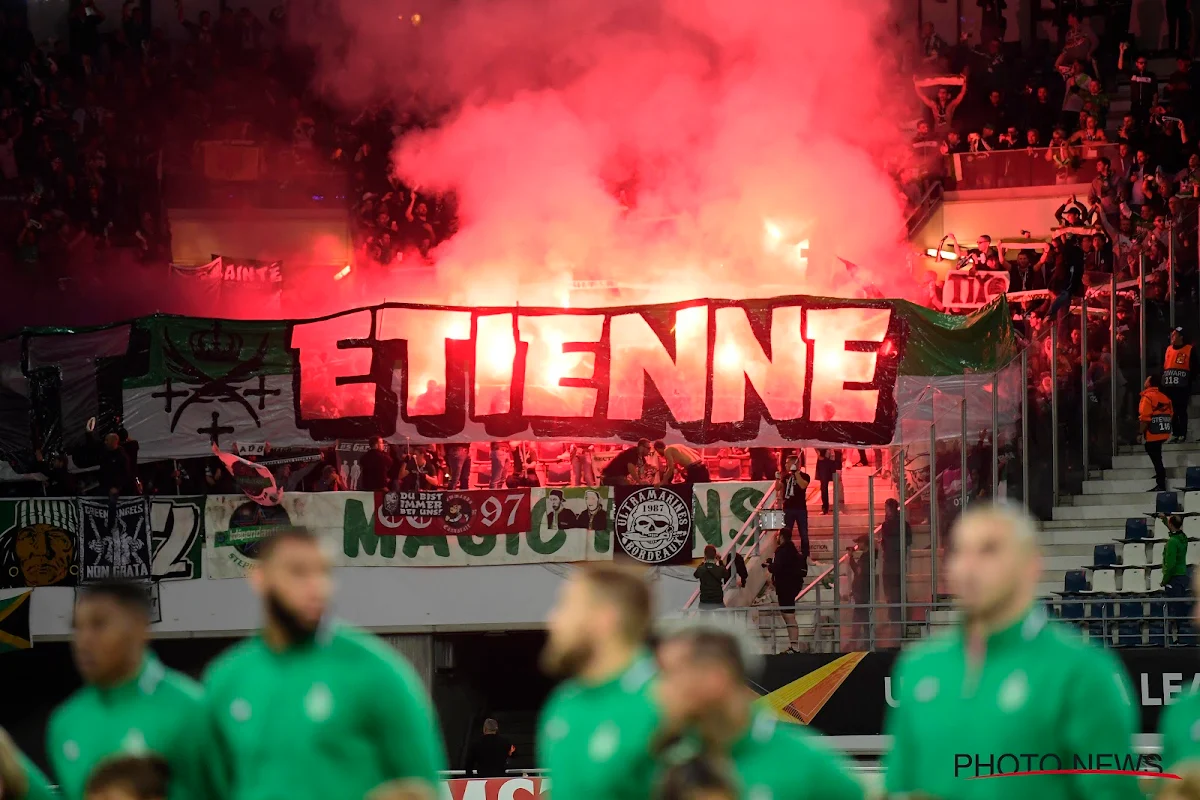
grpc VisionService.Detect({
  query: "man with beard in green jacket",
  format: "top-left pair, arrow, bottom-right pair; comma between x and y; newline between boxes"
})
200,527 -> 446,800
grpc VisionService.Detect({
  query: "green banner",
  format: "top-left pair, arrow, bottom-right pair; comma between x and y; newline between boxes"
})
0,497 -> 203,587
690,480 -> 774,557
894,297 -> 1017,376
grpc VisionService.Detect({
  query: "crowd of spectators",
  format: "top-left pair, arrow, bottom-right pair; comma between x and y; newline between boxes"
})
0,0 -> 458,285
896,10 -> 1200,508
4,437 -> 902,500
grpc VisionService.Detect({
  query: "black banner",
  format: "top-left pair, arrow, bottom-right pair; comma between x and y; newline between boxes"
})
758,649 -> 1200,735
78,496 -> 153,582
336,440 -> 370,490
613,484 -> 694,565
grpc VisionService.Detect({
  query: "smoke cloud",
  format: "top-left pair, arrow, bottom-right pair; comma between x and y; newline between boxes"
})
311,0 -> 917,307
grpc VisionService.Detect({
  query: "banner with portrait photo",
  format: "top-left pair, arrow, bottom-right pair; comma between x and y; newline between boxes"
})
77,496 -> 153,582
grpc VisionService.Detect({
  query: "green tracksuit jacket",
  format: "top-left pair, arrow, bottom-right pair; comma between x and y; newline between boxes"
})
1159,688 -> 1200,773
201,623 -> 446,800
47,653 -> 205,800
727,711 -> 864,800
883,606 -> 1142,800
17,750 -> 56,800
1162,531 -> 1189,585
537,653 -> 661,800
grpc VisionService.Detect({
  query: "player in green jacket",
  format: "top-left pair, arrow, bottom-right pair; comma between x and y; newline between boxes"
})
1160,568 -> 1200,773
884,503 -> 1144,800
0,728 -> 56,800
537,563 -> 661,799
656,617 -> 864,800
47,582 -> 206,800
200,526 -> 446,800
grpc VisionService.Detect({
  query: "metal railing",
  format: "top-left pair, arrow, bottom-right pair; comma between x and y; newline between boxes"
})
682,483 -> 777,610
952,142 -> 1121,190
905,181 -> 944,237
699,597 -> 1197,654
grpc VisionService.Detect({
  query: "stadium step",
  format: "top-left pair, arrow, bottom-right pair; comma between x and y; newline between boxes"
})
1081,478 -> 1190,494
1068,491 -> 1181,506
1092,466 -> 1192,481
1042,517 -> 1133,529
1112,450 -> 1200,469
1116,442 -> 1200,456
1052,503 -> 1153,520
1037,527 -> 1127,547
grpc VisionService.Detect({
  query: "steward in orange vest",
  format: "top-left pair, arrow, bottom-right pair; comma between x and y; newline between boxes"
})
1141,373 -> 1174,491
1163,327 -> 1193,442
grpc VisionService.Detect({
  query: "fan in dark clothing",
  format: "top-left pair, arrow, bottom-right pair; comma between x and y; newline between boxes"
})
768,528 -> 808,653
359,437 -> 394,491
880,498 -> 914,648
693,544 -> 747,610
466,718 -> 513,778
815,449 -> 843,514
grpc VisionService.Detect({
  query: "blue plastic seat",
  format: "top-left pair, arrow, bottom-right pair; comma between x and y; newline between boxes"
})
1118,601 -> 1145,618
1125,518 -> 1149,540
1063,569 -> 1088,593
1187,466 -> 1200,490
1158,492 -> 1180,514
1116,621 -> 1143,647
1093,544 -> 1118,567
1060,598 -> 1085,620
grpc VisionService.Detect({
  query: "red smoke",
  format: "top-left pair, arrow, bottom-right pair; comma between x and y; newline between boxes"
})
311,0 -> 917,307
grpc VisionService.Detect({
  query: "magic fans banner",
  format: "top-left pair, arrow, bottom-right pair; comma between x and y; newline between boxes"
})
0,297 -> 1016,462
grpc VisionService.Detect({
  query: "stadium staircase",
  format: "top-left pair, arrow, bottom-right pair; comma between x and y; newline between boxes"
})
712,461 -> 945,652
1035,396 -> 1200,594
716,396 -> 1200,651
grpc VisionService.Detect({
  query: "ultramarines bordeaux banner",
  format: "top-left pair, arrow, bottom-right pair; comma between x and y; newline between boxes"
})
0,296 -> 1013,461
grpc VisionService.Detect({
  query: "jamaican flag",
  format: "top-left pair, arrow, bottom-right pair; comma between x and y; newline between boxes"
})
0,590 -> 32,653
